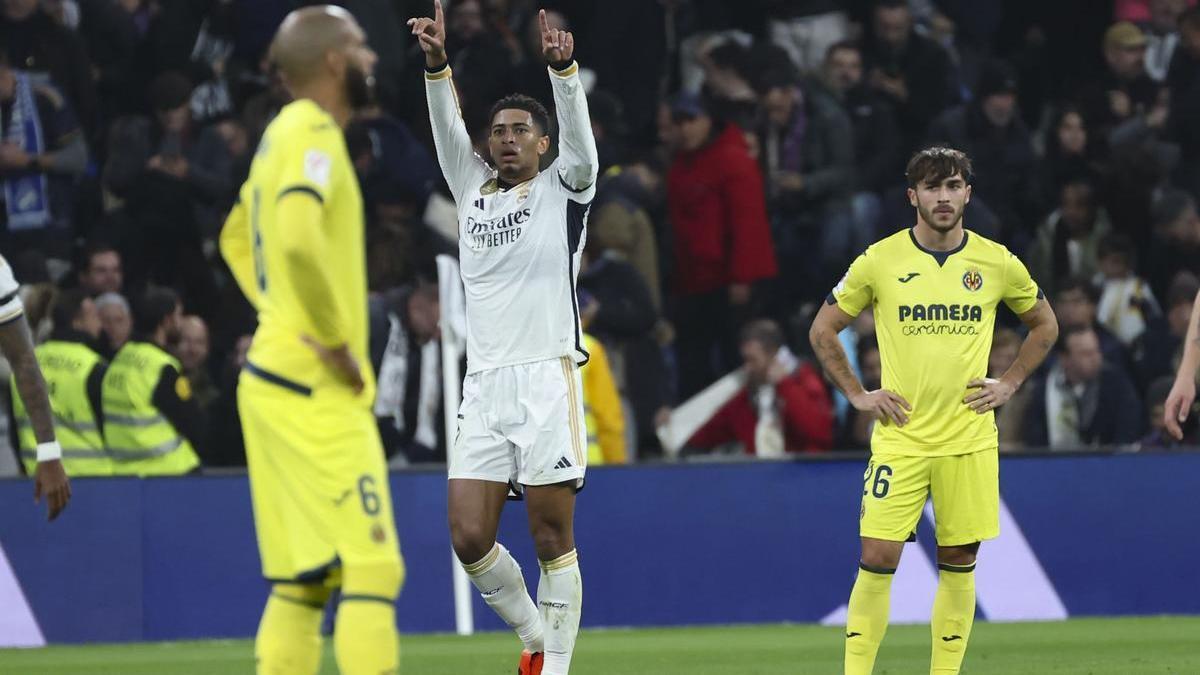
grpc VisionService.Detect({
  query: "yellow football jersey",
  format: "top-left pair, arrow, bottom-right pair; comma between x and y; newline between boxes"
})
832,228 -> 1041,457
220,99 -> 374,404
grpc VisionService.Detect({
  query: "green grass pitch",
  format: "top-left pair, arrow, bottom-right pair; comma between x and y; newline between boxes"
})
2,617 -> 1196,674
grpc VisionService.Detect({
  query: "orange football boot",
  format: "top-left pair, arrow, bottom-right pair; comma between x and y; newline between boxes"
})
517,649 -> 544,675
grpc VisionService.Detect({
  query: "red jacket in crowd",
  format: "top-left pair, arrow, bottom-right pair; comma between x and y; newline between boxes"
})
667,123 -> 778,296
686,362 -> 834,455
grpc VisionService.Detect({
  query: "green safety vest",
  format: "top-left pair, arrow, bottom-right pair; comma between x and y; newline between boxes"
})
11,340 -> 111,476
101,341 -> 200,476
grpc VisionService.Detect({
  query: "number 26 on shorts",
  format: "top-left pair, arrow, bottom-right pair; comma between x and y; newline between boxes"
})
863,462 -> 892,499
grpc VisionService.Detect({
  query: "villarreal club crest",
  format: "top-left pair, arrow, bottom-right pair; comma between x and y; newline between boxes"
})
962,267 -> 983,292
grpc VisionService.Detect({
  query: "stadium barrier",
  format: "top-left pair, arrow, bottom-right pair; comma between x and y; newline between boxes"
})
0,451 -> 1197,645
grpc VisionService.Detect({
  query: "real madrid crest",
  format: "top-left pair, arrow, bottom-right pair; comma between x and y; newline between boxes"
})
962,267 -> 983,292
480,179 -> 499,195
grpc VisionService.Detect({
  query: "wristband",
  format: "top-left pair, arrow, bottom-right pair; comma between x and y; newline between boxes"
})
37,441 -> 62,462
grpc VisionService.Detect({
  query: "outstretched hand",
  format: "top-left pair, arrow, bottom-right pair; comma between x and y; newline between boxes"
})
539,9 -> 574,65
407,0 -> 447,68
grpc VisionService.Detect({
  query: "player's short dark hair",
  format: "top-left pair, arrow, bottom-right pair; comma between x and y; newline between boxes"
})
1057,324 -> 1098,354
51,289 -> 91,330
740,319 -> 785,352
488,94 -> 551,136
825,40 -> 861,61
905,147 -> 973,188
133,287 -> 180,335
1055,276 -> 1100,304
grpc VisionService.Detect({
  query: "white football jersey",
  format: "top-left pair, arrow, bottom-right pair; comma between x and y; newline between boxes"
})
426,62 -> 598,374
0,254 -> 24,324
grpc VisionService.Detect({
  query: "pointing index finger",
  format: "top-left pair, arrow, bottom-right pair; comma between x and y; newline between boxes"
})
435,0 -> 444,27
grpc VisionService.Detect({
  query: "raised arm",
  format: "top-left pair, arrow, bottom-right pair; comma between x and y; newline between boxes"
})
410,0 -> 491,203
541,10 -> 597,192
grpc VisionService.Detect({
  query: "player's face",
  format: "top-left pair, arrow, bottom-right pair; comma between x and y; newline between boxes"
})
75,299 -> 102,340
908,174 -> 970,233
488,109 -> 548,180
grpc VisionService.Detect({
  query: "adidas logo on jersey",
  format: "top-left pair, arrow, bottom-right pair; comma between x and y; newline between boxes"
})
473,197 -> 485,210
554,457 -> 573,470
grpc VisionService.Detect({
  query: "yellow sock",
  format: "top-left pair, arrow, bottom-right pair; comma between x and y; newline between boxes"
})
930,563 -> 977,675
334,559 -> 405,675
845,563 -> 895,675
255,583 -> 330,675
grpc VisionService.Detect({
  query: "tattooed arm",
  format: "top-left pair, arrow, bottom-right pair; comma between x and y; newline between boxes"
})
965,299 -> 1058,414
0,316 -> 70,520
809,300 -> 910,427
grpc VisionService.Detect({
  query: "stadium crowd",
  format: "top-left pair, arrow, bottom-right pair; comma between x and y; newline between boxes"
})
2,0 -> 1200,475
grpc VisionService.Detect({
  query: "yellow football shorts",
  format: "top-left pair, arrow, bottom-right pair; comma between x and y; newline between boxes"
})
859,448 -> 999,546
238,371 -> 402,583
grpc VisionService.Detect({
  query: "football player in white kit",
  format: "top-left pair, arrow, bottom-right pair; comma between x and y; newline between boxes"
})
0,255 -> 71,520
410,3 -> 596,674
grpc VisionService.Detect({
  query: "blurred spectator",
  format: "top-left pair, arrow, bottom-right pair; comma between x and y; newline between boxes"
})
862,0 -> 956,148
102,287 -> 205,475
1133,271 -> 1200,389
841,335 -> 881,451
1146,189 -> 1200,299
590,159 -> 664,309
371,285 -> 444,465
1027,179 -> 1113,298
1080,22 -> 1168,149
177,315 -> 217,409
1095,234 -> 1160,346
1168,8 -> 1200,197
0,0 -> 97,142
438,0 -> 516,136
1033,106 -> 1105,214
1054,276 -> 1131,372
686,320 -> 833,456
510,8 -> 567,119
76,242 -> 123,296
205,333 -> 251,467
1142,0 -> 1190,82
579,292 -> 627,465
819,40 -> 901,197
990,327 -> 1033,449
94,291 -> 131,360
925,60 -> 1037,239
1023,325 -> 1144,448
766,2 -> 850,73
10,288 -> 107,477
756,69 -> 856,303
666,92 -> 777,398
103,71 -> 228,318
0,51 -> 87,254
1140,375 -> 1189,446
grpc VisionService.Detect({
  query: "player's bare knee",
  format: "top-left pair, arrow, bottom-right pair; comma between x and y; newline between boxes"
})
528,520 -> 573,561
937,543 -> 979,566
449,520 -> 496,565
860,540 -> 902,570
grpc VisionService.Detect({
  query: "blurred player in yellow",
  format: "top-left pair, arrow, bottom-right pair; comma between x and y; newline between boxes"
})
219,6 -> 402,674
809,147 -> 1059,674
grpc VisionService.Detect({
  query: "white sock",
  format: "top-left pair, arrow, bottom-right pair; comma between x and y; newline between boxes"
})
463,543 -> 544,652
538,550 -> 582,675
